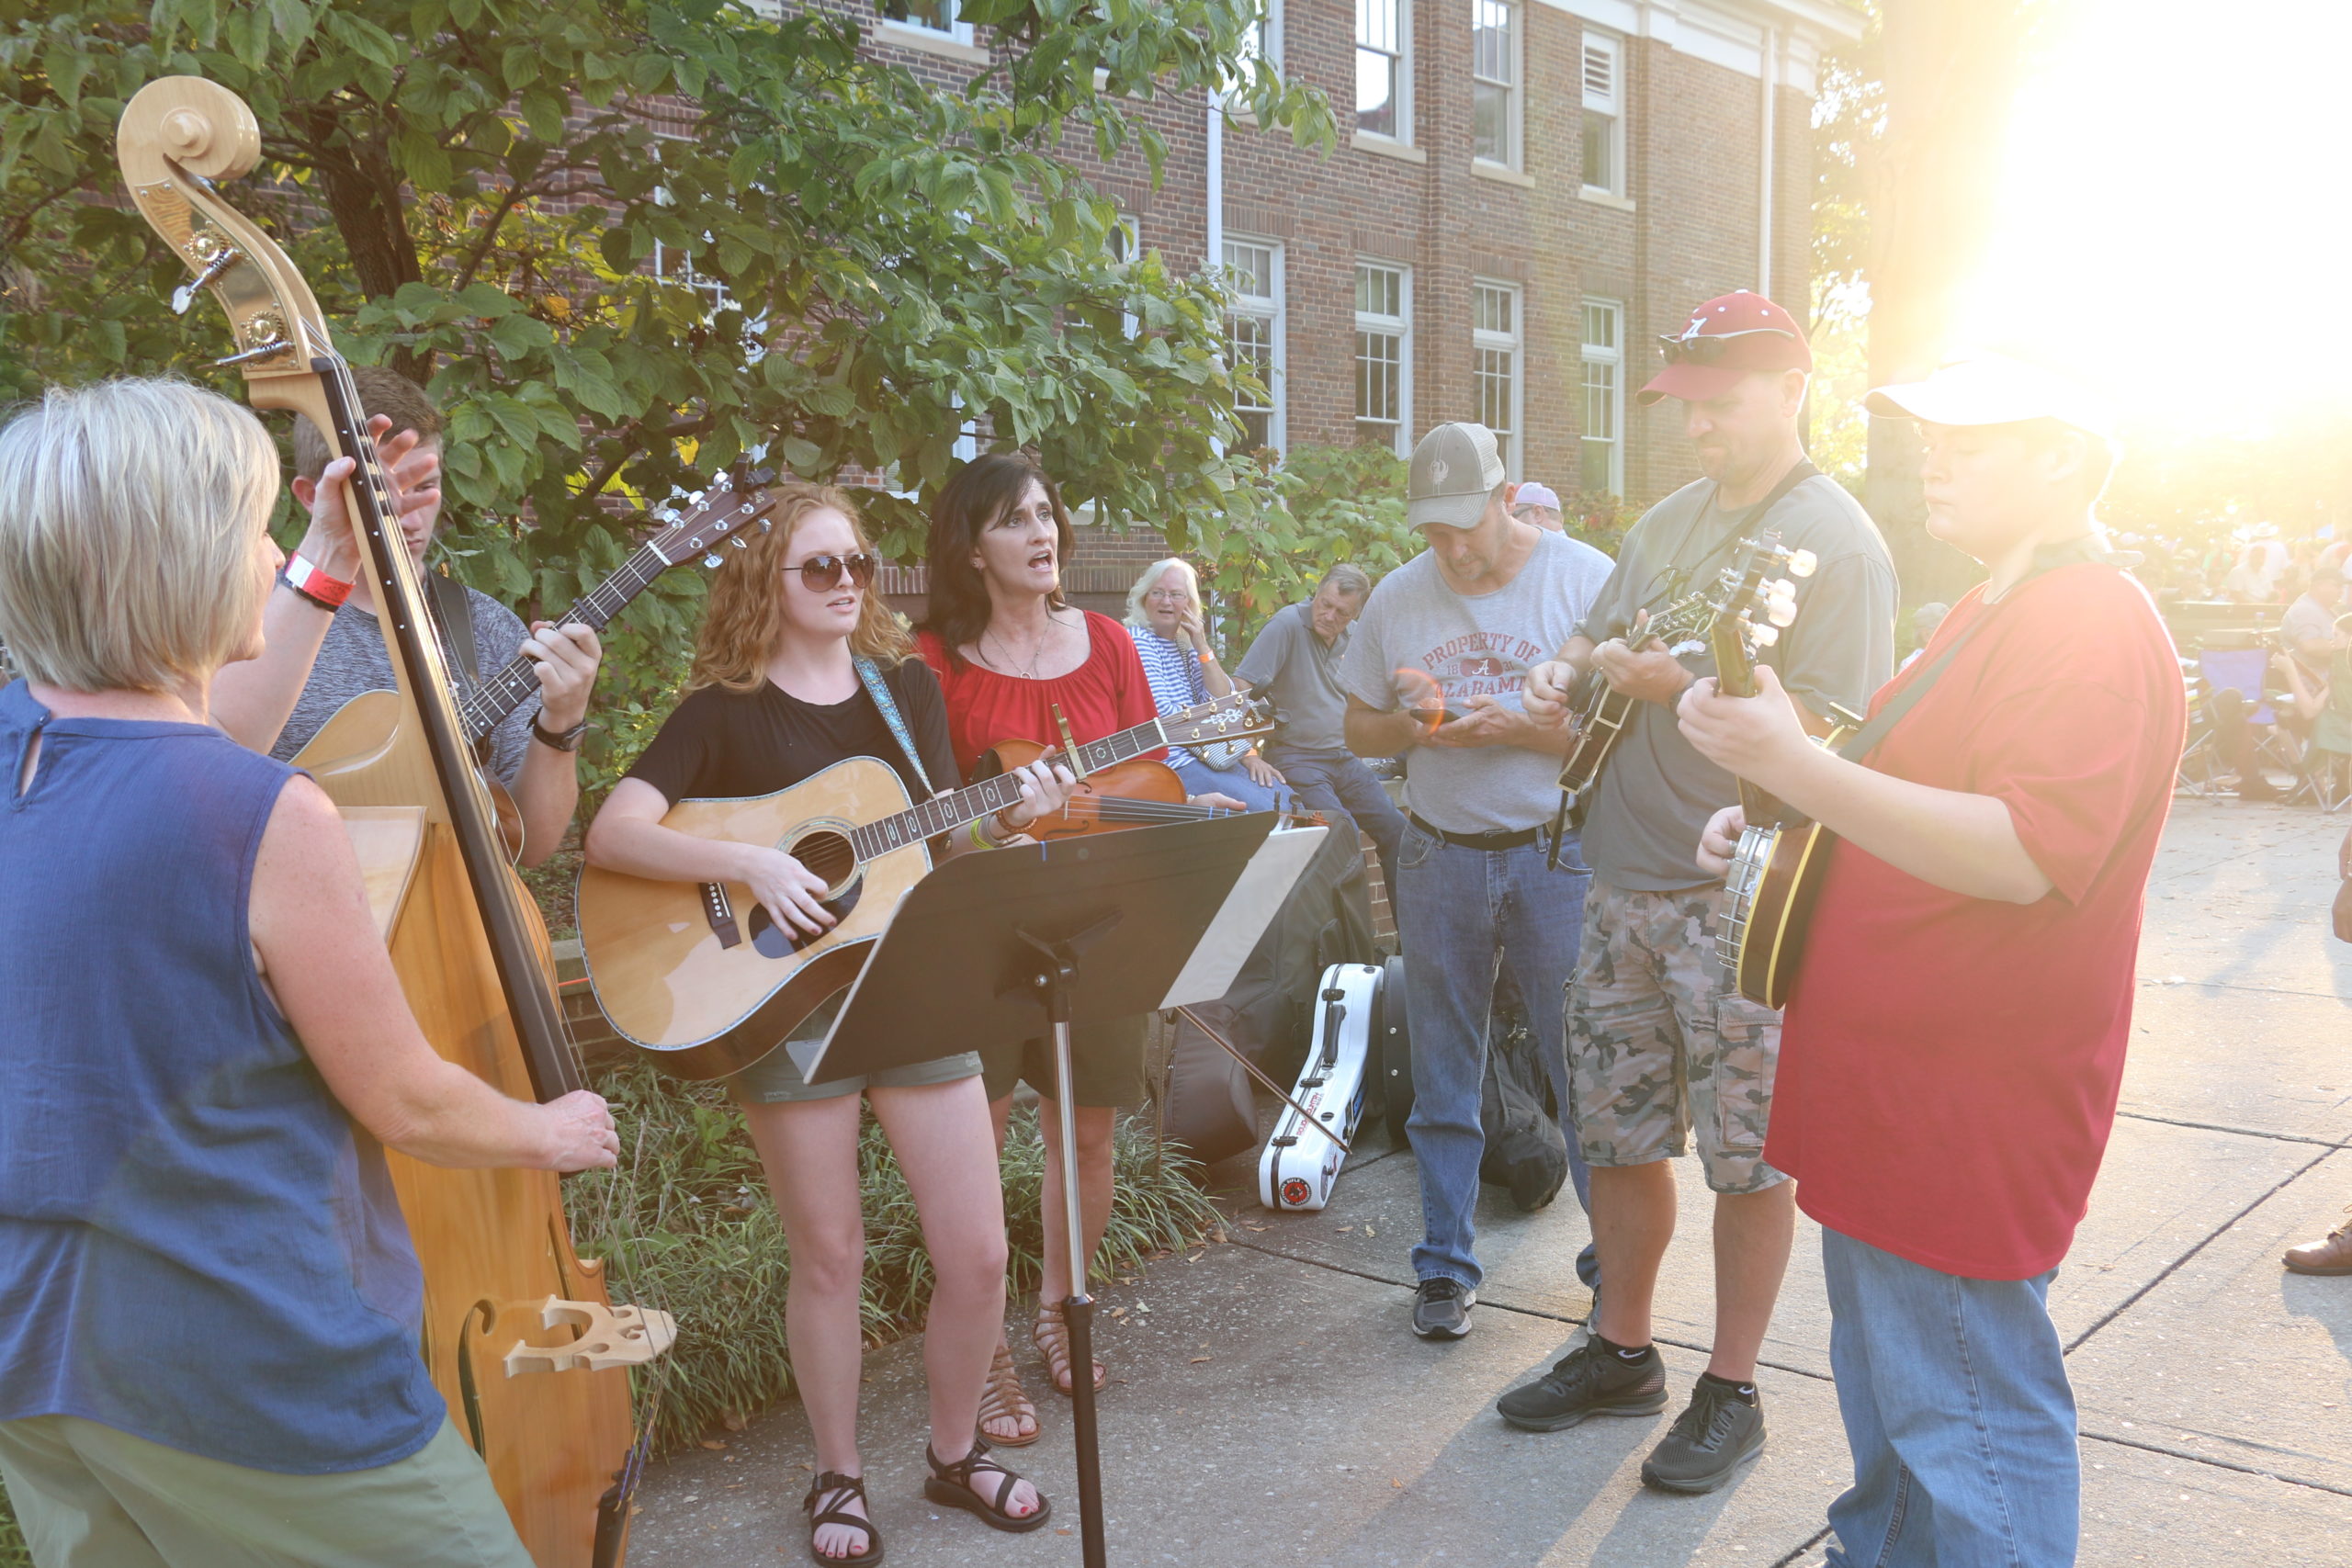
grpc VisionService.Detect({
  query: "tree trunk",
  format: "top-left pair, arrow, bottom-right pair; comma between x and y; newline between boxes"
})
1864,0 -> 2029,604
293,109 -> 429,381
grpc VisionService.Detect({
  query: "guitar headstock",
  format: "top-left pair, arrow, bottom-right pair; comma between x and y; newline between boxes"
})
1160,693 -> 1275,749
1705,534 -> 1815,699
643,471 -> 776,569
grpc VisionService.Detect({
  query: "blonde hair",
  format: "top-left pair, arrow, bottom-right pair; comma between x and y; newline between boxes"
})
0,378 -> 278,694
686,480 -> 913,694
1124,557 -> 1202,628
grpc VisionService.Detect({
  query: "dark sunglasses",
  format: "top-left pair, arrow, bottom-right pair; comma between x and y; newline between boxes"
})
778,552 -> 877,592
1657,326 -> 1797,365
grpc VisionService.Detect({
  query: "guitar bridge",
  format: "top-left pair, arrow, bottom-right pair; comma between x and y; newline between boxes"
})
701,882 -> 741,949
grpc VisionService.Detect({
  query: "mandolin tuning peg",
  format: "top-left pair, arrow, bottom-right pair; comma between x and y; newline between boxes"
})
1784,548 -> 1817,579
1766,599 -> 1797,628
1749,624 -> 1780,648
1770,578 -> 1796,599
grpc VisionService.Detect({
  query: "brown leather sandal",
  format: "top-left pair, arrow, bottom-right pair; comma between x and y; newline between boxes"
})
1032,1302 -> 1106,1397
923,1438 -> 1052,1533
977,1344 -> 1040,1446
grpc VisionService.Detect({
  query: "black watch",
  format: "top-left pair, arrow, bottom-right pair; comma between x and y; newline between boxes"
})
531,716 -> 588,753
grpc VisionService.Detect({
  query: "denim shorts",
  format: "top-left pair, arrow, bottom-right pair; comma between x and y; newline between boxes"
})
730,993 -> 983,1105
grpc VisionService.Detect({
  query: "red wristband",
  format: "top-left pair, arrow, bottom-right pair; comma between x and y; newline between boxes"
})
283,553 -> 353,610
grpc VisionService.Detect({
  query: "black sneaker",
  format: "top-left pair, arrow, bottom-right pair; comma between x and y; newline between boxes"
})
1410,1277 -> 1475,1339
1495,1337 -> 1668,1431
1640,1378 -> 1767,1494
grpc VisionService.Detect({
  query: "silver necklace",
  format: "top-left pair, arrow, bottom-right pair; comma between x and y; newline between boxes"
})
983,610 -> 1064,679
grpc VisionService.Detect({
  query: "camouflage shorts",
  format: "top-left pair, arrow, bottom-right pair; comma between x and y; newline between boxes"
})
1564,880 -> 1788,1195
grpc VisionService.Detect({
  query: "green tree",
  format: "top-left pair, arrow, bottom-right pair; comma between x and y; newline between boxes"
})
0,0 -> 1335,788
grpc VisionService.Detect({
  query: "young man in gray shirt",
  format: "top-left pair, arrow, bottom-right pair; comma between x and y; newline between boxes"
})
1340,422 -> 1615,1341
1509,291 -> 1894,1494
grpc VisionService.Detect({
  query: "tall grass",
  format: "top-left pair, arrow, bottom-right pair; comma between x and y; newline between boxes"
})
0,1061 -> 1218,1551
571,1059 -> 1220,1452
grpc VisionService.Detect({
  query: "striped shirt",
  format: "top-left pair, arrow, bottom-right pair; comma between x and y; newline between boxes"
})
1127,623 -> 1210,767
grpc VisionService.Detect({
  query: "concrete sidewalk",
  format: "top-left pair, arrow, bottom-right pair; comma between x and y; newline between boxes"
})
626,797 -> 2352,1567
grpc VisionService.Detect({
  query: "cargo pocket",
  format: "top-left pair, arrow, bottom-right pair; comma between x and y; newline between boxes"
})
1707,997 -> 1779,1155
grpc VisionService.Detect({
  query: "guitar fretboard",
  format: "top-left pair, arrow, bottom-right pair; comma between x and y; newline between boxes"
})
842,712 -> 1179,860
454,541 -> 674,740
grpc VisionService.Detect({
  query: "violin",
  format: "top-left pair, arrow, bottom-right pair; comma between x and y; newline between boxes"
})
119,77 -> 668,1567
981,742 -> 1238,839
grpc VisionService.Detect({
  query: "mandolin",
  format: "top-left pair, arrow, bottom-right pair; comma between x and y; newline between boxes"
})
119,76 -> 669,1567
1552,585 -> 1723,820
296,479 -> 772,862
576,692 -> 1270,1078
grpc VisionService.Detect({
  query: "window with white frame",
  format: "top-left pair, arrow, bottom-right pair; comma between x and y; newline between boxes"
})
1356,0 -> 1410,141
1238,0 -> 1281,75
881,0 -> 969,40
1472,280 -> 1521,477
1472,0 -> 1519,169
1580,298 -> 1623,495
1581,30 -> 1623,195
1355,261 -> 1411,456
1106,216 -> 1141,340
1224,238 -> 1284,454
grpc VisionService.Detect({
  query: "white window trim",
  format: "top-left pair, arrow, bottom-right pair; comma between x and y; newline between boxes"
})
1472,278 -> 1522,482
1355,0 -> 1415,147
1224,235 -> 1286,455
1580,28 -> 1626,199
1580,296 -> 1624,498
1108,215 -> 1141,341
1471,0 -> 1523,175
1354,260 -> 1414,458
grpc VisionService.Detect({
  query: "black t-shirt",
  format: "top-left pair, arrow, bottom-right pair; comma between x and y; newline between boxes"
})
626,659 -> 957,811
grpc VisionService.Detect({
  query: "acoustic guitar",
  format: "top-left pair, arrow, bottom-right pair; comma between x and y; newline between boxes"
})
1707,540 -> 1868,1011
576,692 -> 1271,1079
295,479 -> 771,861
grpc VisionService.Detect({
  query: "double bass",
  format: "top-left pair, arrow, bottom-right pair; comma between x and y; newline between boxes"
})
118,78 -> 670,1566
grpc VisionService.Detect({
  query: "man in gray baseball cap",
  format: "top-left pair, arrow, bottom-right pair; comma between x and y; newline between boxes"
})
1339,422 -> 1614,1339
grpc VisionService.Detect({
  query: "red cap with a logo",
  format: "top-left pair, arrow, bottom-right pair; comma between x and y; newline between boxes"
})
1636,291 -> 1814,407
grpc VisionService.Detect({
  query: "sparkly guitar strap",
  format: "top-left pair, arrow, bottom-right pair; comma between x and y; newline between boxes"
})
854,656 -> 936,795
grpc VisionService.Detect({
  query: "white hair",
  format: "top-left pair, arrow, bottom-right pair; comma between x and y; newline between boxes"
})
0,378 -> 278,693
1124,557 -> 1202,627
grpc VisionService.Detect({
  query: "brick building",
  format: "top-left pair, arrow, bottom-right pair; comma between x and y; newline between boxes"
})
849,0 -> 1860,537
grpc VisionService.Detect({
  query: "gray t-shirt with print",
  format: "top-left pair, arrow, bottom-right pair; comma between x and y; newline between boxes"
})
268,586 -> 537,787
1233,600 -> 1353,754
1339,529 -> 1615,834
1577,472 -> 1895,892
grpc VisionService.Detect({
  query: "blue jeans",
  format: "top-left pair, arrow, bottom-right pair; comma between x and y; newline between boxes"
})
1394,819 -> 1597,1292
1264,746 -> 1411,918
1822,1227 -> 2078,1568
1170,756 -> 1287,814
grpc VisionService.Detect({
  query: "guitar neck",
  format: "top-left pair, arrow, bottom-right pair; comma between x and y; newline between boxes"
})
458,543 -> 670,740
1710,628 -> 1784,825
843,712 -> 1178,859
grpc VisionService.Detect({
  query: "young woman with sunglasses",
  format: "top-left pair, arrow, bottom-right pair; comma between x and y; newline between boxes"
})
584,481 -> 1073,1565
915,454 -> 1246,1428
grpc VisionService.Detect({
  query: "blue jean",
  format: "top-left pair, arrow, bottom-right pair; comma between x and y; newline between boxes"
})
1821,1226 -> 2078,1568
1394,818 -> 1597,1292
1263,746 -> 1411,919
1170,755 -> 1287,814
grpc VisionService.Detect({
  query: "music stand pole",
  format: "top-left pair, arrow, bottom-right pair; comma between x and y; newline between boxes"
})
1018,921 -> 1112,1568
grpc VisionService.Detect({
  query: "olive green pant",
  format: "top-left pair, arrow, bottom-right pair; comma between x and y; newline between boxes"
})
0,1416 -> 530,1568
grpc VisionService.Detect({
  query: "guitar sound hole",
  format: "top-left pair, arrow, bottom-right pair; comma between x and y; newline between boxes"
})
748,877 -> 865,959
789,829 -> 856,889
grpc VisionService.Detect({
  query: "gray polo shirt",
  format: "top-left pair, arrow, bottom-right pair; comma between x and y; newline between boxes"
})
1577,472 -> 1895,892
2282,592 -> 2337,675
1233,601 -> 1352,754
1339,529 -> 1615,834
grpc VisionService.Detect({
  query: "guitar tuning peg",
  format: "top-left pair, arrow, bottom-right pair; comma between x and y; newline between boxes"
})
1767,600 -> 1797,628
730,536 -> 748,549
703,553 -> 724,569
758,518 -> 773,533
1770,579 -> 1796,599
1785,548 -> 1817,579
1749,624 -> 1780,648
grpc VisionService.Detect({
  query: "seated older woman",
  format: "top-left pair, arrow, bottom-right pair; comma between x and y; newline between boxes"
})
1122,557 -> 1286,813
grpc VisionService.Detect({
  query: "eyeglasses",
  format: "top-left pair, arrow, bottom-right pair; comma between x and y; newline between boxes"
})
1145,589 -> 1191,604
1657,326 -> 1796,365
779,552 -> 877,592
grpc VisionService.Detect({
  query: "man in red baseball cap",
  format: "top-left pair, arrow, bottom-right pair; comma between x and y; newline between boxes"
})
1510,291 -> 1894,1495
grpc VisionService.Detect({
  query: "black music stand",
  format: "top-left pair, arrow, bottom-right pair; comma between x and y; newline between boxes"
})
795,813 -> 1327,1568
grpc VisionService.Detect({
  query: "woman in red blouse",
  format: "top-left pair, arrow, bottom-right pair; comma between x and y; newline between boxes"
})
917,453 -> 1239,1430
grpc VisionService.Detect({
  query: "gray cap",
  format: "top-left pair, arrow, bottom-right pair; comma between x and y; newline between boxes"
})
1408,423 -> 1507,530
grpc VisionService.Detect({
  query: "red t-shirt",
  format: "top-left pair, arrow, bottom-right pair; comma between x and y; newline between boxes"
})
916,610 -> 1161,783
1765,563 -> 2186,1280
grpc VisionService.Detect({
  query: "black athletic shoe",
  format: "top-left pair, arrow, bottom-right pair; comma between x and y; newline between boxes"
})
1640,1379 -> 1767,1494
1495,1337 -> 1668,1431
1410,1277 -> 1475,1339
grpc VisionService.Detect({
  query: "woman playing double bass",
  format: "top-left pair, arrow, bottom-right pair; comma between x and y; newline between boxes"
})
0,380 -> 616,1566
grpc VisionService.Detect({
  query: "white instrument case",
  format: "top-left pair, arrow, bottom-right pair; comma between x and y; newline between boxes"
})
1258,963 -> 1384,1212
